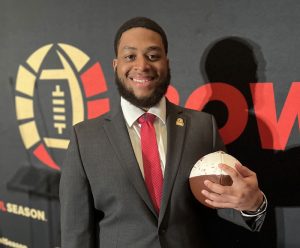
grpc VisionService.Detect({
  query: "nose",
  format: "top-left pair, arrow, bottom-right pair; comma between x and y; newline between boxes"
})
133,56 -> 150,71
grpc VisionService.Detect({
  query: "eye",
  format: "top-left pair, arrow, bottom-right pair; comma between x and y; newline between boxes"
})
147,54 -> 161,61
124,54 -> 136,61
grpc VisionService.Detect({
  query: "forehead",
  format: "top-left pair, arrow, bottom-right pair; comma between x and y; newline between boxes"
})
118,27 -> 165,53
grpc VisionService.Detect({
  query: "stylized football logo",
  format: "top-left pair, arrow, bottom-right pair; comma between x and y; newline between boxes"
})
15,43 -> 109,170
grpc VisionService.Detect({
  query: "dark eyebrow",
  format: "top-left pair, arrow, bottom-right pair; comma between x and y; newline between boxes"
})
121,46 -> 163,52
146,46 -> 163,52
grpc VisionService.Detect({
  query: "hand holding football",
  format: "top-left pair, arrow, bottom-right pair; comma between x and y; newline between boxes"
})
189,151 -> 241,208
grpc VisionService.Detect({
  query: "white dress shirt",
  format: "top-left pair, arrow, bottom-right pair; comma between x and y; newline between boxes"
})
121,97 -> 167,178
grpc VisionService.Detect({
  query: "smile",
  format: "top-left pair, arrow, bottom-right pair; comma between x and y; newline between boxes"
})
130,76 -> 155,84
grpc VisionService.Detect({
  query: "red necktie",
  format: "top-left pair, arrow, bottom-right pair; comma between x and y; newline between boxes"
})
138,113 -> 163,212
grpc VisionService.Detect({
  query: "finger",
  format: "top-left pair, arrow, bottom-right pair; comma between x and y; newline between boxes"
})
204,180 -> 229,195
218,163 -> 240,181
201,189 -> 232,203
234,163 -> 254,178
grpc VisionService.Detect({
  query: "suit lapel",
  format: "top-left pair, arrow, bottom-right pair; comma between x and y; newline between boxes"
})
103,106 -> 158,217
159,102 -> 187,224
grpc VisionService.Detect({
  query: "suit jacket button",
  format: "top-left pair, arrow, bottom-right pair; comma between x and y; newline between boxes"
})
160,228 -> 167,234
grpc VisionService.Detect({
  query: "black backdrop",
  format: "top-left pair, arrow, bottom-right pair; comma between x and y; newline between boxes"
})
1,0 -> 300,247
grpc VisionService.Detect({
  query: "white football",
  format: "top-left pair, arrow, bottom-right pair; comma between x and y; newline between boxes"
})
189,151 -> 241,208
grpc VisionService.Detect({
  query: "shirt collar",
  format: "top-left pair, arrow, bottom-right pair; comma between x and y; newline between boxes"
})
121,97 -> 166,127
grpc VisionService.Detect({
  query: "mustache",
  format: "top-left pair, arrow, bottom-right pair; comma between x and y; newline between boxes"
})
114,68 -> 171,108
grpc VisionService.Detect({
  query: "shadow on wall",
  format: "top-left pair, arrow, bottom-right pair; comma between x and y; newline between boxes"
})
199,37 -> 300,247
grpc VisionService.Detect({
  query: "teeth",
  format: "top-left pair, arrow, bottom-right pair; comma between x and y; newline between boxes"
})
132,78 -> 150,83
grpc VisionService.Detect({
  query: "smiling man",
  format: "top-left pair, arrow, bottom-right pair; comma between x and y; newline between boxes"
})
60,17 -> 266,248
113,26 -> 170,109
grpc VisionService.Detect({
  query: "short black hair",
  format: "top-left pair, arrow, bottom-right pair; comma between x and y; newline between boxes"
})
114,17 -> 168,55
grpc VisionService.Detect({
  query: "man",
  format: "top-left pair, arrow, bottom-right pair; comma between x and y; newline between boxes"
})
60,17 -> 267,247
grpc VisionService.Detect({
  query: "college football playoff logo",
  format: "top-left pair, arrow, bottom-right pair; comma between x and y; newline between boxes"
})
15,43 -> 109,170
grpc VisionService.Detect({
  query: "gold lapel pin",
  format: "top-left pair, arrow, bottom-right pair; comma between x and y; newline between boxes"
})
176,118 -> 184,127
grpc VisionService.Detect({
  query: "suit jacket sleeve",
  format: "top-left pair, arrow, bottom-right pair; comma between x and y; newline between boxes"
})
60,126 -> 97,247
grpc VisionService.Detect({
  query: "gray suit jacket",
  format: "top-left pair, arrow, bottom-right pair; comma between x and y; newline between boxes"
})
60,100 -> 265,248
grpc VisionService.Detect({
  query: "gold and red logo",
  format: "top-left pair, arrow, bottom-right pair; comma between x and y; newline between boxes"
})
15,43 -> 110,170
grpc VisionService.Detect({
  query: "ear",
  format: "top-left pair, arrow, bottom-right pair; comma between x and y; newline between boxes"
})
112,59 -> 118,72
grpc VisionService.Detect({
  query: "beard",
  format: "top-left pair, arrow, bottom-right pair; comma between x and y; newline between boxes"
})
115,68 -> 171,108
